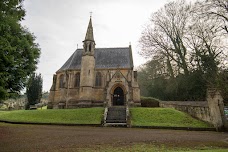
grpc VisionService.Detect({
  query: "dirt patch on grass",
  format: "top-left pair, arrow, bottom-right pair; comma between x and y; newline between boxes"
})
0,123 -> 227,151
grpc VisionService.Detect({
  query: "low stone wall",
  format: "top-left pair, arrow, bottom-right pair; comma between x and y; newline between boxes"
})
159,89 -> 227,131
159,101 -> 211,123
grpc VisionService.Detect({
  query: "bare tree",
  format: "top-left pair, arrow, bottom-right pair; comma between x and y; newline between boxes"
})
187,1 -> 228,85
195,0 -> 228,34
138,0 -> 228,100
140,0 -> 191,76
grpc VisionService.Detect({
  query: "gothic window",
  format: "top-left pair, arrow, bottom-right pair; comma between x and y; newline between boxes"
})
83,43 -> 87,52
89,43 -> 92,52
134,71 -> 137,80
75,73 -> 80,87
59,74 -> 64,88
95,72 -> 102,87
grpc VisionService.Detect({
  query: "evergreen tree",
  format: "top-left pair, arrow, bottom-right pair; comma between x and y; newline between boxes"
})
26,73 -> 42,109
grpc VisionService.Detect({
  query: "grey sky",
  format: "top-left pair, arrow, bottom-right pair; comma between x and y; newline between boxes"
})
21,0 -> 170,92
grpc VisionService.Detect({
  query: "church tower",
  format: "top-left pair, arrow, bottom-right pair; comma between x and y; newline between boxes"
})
79,16 -> 96,101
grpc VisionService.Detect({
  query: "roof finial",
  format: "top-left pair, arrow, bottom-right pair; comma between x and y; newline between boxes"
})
77,44 -> 78,49
90,12 -> 92,18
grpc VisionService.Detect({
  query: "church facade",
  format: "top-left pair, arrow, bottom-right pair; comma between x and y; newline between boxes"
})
48,17 -> 140,109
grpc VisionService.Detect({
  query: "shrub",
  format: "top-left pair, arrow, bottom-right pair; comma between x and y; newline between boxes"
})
140,97 -> 160,107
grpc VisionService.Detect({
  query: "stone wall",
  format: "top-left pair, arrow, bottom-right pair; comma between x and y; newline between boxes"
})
2,98 -> 25,110
207,89 -> 227,131
160,89 -> 227,131
159,101 -> 211,123
93,88 -> 104,101
48,68 -> 141,108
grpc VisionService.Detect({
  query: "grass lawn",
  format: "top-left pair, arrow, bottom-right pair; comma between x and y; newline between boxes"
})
0,107 -> 212,128
130,108 -> 212,128
79,144 -> 228,152
0,108 -> 104,124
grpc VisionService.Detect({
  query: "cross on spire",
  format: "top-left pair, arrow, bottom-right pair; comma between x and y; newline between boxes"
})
90,12 -> 92,18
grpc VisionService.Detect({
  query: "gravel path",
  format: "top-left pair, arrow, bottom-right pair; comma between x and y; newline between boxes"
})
0,123 -> 227,151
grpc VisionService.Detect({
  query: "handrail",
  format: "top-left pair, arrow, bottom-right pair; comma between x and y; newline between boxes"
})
126,103 -> 130,127
103,106 -> 108,125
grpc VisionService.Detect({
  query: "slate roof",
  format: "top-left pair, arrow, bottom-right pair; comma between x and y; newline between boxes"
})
57,47 -> 133,72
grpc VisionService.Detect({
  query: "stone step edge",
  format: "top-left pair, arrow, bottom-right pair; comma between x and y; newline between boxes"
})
106,121 -> 127,123
104,123 -> 127,127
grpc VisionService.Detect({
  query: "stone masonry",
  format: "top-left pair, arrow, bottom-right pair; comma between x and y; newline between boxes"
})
48,17 -> 141,109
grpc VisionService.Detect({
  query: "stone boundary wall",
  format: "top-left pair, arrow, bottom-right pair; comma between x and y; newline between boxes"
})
159,101 -> 211,123
159,89 -> 227,131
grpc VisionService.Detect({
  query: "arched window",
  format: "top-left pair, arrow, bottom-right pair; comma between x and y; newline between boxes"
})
75,73 -> 80,87
89,43 -> 92,52
59,74 -> 64,88
83,43 -> 87,52
95,72 -> 102,87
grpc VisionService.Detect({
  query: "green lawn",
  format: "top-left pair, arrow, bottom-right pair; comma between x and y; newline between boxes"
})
0,107 -> 212,128
0,108 -> 104,124
79,144 -> 228,152
130,108 -> 212,128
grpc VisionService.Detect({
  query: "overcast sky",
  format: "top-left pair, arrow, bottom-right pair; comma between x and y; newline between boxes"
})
21,0 -> 172,92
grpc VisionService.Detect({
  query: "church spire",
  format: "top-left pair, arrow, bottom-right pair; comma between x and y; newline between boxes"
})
84,16 -> 94,42
83,15 -> 95,56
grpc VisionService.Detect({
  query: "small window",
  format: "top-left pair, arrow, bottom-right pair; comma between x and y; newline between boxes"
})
83,43 -> 87,52
134,71 -> 137,79
95,72 -> 102,87
59,74 -> 65,88
75,73 -> 80,87
89,43 -> 92,52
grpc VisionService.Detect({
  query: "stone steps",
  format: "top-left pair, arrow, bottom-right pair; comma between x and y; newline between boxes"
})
105,106 -> 127,126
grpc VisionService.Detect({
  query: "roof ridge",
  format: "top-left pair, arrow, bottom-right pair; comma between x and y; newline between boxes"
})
97,47 -> 129,49
76,47 -> 129,50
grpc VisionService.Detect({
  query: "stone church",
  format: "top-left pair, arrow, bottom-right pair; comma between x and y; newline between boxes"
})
48,17 -> 140,109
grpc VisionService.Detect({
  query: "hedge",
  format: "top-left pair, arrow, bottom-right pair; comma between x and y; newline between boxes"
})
140,97 -> 160,107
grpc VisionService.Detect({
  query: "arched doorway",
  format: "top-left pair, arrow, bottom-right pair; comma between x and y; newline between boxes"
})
112,87 -> 124,106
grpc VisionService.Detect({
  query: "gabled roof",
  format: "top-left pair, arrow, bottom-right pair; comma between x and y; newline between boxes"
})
57,47 -> 134,72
